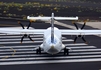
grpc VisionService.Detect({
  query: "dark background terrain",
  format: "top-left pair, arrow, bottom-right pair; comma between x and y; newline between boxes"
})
0,0 -> 101,21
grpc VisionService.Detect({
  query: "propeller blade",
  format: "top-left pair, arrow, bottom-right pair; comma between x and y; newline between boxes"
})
21,35 -> 25,43
18,21 -> 25,29
74,37 -> 78,43
82,37 -> 87,44
28,35 -> 34,42
20,34 -> 34,43
72,21 -> 78,29
81,21 -> 86,29
27,20 -> 32,29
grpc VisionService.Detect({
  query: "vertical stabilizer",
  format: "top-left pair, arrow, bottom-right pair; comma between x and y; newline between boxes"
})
51,13 -> 54,43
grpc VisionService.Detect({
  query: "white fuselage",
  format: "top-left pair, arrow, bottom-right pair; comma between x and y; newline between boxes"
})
40,27 -> 65,54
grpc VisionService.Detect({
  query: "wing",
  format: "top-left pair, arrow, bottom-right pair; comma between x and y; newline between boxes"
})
1,27 -> 101,35
60,29 -> 101,35
0,27 -> 45,34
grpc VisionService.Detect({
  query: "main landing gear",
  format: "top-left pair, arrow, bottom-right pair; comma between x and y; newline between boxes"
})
36,47 -> 41,54
64,47 -> 69,55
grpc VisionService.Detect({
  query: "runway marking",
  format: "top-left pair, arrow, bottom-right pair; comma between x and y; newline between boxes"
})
1,54 -> 101,61
0,46 -> 96,52
1,50 -> 101,55
0,45 -> 96,49
70,48 -> 101,52
0,38 -> 43,41
0,38 -> 69,41
67,46 -> 96,49
0,33 -> 101,65
0,45 -> 39,48
0,35 -> 43,38
0,53 -> 101,59
0,34 -> 43,36
0,45 -> 16,60
54,21 -> 76,29
0,39 -> 73,44
0,36 -> 66,39
1,58 -> 101,65
70,52 -> 101,55
65,43 -> 87,46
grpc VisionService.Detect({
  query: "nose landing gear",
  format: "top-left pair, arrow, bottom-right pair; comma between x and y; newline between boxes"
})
64,47 -> 69,55
36,47 -> 41,54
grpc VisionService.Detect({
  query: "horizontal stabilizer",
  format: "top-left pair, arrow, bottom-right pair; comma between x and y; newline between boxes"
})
27,16 -> 78,20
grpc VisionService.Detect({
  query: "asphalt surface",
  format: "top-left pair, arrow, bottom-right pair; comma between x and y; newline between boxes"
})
0,19 -> 101,70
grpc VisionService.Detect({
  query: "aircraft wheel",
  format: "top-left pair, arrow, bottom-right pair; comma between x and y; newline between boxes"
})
64,48 -> 69,55
36,49 -> 39,54
64,48 -> 66,55
39,47 -> 41,54
66,49 -> 69,55
36,47 -> 41,54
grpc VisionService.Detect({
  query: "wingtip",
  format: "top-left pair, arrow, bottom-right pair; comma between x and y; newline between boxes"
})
27,16 -> 29,19
76,16 -> 79,19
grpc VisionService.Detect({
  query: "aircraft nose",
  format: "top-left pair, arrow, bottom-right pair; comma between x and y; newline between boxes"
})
47,44 -> 58,54
51,45 -> 54,49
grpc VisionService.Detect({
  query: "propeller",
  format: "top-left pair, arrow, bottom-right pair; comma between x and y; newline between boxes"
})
72,21 -> 87,44
18,21 -> 34,43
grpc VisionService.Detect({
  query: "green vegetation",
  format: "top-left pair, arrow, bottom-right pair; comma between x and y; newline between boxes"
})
0,1 -> 101,20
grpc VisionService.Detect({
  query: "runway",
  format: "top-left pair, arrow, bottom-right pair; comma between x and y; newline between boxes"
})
0,20 -> 101,70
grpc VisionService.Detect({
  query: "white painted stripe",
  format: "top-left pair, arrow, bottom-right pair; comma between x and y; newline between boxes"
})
0,39 -> 73,44
0,35 -> 65,38
62,39 -> 73,41
0,53 -> 101,59
0,34 -> 43,36
0,54 -> 41,58
0,48 -> 34,51
0,34 -> 20,35
0,35 -> 64,38
1,51 -> 101,55
0,45 -> 39,48
71,49 -> 101,52
0,41 -> 41,44
0,36 -> 22,38
0,45 -> 95,49
33,35 -> 43,37
0,38 -> 72,41
55,21 -> 76,29
0,38 -> 43,41
0,35 -> 43,38
65,43 -> 87,46
0,47 -> 97,52
70,52 -> 101,55
67,46 -> 96,49
1,58 -> 101,65
1,55 -> 101,61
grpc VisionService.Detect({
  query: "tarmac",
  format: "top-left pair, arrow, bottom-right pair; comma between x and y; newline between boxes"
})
0,19 -> 101,70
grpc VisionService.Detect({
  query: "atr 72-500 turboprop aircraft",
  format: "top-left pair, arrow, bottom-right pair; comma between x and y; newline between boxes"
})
0,13 -> 101,55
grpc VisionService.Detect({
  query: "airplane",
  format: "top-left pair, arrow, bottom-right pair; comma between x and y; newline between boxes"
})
0,13 -> 101,55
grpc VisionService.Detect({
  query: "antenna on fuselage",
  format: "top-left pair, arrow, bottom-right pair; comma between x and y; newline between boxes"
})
51,13 -> 54,43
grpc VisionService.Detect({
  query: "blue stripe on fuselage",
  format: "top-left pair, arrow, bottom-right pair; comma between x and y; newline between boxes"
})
47,37 -> 57,44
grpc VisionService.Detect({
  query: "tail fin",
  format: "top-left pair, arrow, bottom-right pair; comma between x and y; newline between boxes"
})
51,13 -> 54,43
27,13 -> 78,43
